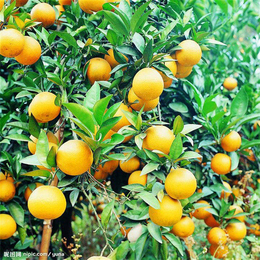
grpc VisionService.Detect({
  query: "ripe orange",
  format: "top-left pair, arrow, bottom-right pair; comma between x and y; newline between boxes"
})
10,0 -> 28,7
209,244 -> 228,259
249,224 -> 260,236
229,205 -> 245,222
104,48 -> 128,69
207,227 -> 227,245
128,88 -> 159,112
28,186 -> 66,220
192,200 -> 211,220
244,148 -> 256,161
112,103 -> 132,132
171,216 -> 195,238
157,55 -> 177,88
204,214 -> 220,228
119,156 -> 140,174
165,168 -> 197,200
55,5 -> 65,17
221,131 -> 241,152
211,153 -> 231,175
103,129 -> 116,140
0,29 -> 25,58
98,160 -> 119,174
175,64 -> 193,78
232,187 -> 242,198
28,92 -> 61,123
128,170 -> 147,186
0,0 -> 4,10
149,195 -> 182,227
86,57 -> 111,85
142,125 -> 175,155
220,181 -> 232,199
30,3 -> 56,28
59,0 -> 72,5
132,68 -> 164,101
56,140 -> 93,176
0,214 -> 17,240
0,172 -> 14,183
175,40 -> 202,67
223,77 -> 237,91
15,36 -> 41,65
225,222 -> 247,241
0,180 -> 16,202
24,183 -> 44,201
163,79 -> 173,88
79,0 -> 107,13
94,168 -> 109,180
253,120 -> 260,130
28,131 -> 58,154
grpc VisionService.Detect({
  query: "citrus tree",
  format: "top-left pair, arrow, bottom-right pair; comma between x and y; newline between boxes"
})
0,0 -> 259,259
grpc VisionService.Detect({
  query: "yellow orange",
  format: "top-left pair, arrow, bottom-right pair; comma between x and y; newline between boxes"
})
221,131 -> 241,152
128,170 -> 147,186
225,222 -> 247,241
149,195 -> 182,227
220,181 -> 232,199
229,205 -> 245,222
59,0 -> 72,5
24,183 -> 44,201
192,200 -> 211,220
204,214 -> 220,228
79,0 -> 107,13
0,180 -> 16,202
223,77 -> 237,91
120,156 -> 140,174
0,214 -> 17,240
98,160 -> 118,174
165,168 -> 197,200
112,103 -> 132,132
207,227 -> 227,245
211,153 -> 231,175
0,172 -> 14,183
0,0 -> 4,10
171,216 -> 194,238
56,140 -> 93,176
209,244 -> 228,259
94,168 -> 109,180
132,68 -> 164,101
11,0 -> 28,7
104,48 -> 128,69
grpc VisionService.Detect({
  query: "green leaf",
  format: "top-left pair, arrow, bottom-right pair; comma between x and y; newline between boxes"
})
174,151 -> 202,163
116,240 -> 130,260
143,39 -> 153,64
135,232 -> 148,260
183,8 -> 193,25
164,233 -> 184,256
230,87 -> 248,117
0,113 -> 10,133
46,146 -> 57,167
160,239 -> 168,260
161,20 -> 177,40
7,122 -> 29,132
70,189 -> 79,207
205,38 -> 227,46
49,32 -> 78,48
138,191 -> 160,209
202,100 -> 217,115
141,162 -> 159,176
21,170 -> 51,178
147,222 -> 162,243
63,103 -> 95,133
214,0 -> 228,15
5,134 -> 31,142
7,201 -> 24,227
169,102 -> 188,114
36,130 -> 49,169
173,115 -> 184,135
18,226 -> 26,245
241,140 -> 260,150
101,200 -> 114,229
230,152 -> 239,171
29,114 -> 40,138
83,82 -> 100,111
181,124 -> 202,135
132,33 -> 145,53
93,95 -> 112,126
169,134 -> 183,160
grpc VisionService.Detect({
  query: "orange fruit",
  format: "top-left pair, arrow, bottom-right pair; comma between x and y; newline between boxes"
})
119,156 -> 140,174
55,5 -> 65,16
120,226 -> 131,237
103,129 -> 116,141
229,205 -> 245,222
207,227 -> 227,245
0,29 -> 25,58
104,48 -> 128,69
223,77 -> 237,91
24,182 -> 44,201
0,172 -> 14,183
94,168 -> 109,180
249,224 -> 260,236
209,244 -> 228,259
192,200 -> 211,220
132,68 -> 164,101
163,79 -> 173,88
59,0 -> 72,5
28,92 -> 61,123
175,40 -> 202,67
86,57 -> 111,85
30,3 -> 56,28
111,103 -> 132,132
0,0 -> 4,10
56,140 -> 93,176
10,0 -> 28,7
225,222 -> 247,241
232,187 -> 242,198
244,148 -> 255,161
28,185 -> 66,220
142,125 -> 175,155
98,159 -> 118,174
128,88 -> 159,112
157,55 -> 177,87
253,120 -> 260,130
204,214 -> 220,228
211,153 -> 231,175
0,180 -> 16,202
28,131 -> 58,155
15,36 -> 41,65
171,216 -> 195,238
79,0 -> 107,13
149,195 -> 182,227
220,181 -> 232,199
0,214 -> 17,240
128,170 -> 147,186
221,131 -> 241,152
165,168 -> 197,200
175,64 -> 193,78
